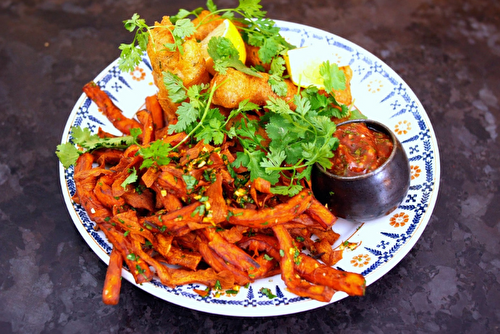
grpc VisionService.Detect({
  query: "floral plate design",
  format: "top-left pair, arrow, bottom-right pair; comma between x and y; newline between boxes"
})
59,20 -> 440,317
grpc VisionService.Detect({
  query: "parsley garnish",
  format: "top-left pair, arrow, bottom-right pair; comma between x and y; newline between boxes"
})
56,126 -> 135,168
121,168 -> 138,189
207,36 -> 261,77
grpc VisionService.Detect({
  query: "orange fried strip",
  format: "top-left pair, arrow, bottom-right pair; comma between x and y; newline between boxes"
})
101,224 -> 152,284
238,234 -> 281,260
272,224 -> 335,302
136,109 -> 154,145
151,182 -> 183,212
162,246 -> 202,271
94,174 -> 125,209
204,174 -> 227,224
93,148 -> 123,167
112,211 -> 156,247
83,82 -> 141,135
140,202 -> 208,236
129,236 -> 172,287
121,187 -> 155,212
156,166 -> 188,200
228,189 -> 313,228
74,153 -> 113,224
305,198 -> 337,229
203,228 -> 260,273
314,238 -> 343,266
247,253 -> 280,280
142,166 -> 160,188
111,155 -> 143,198
197,239 -> 251,286
295,253 -> 366,297
102,248 -> 123,305
166,267 -> 235,289
145,94 -> 164,130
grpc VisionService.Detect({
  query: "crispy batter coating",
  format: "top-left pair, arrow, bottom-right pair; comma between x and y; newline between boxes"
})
210,68 -> 298,109
335,65 -> 353,105
245,44 -> 271,71
147,16 -> 211,121
191,10 -> 224,41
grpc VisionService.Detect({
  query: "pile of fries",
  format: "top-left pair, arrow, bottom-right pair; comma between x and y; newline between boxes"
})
71,82 -> 365,305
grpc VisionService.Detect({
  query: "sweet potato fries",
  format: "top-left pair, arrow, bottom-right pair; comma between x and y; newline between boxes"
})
69,81 -> 366,305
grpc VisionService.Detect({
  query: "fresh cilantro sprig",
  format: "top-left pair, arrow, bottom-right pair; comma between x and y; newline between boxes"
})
229,92 -> 340,196
118,14 -> 196,72
56,127 -> 137,168
121,167 -> 138,189
300,62 -> 351,119
240,17 -> 295,65
138,140 -> 173,169
164,71 -> 259,147
268,56 -> 288,96
320,60 -> 346,91
207,36 -> 261,77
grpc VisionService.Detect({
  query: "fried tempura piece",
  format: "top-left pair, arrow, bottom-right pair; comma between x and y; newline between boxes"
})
147,16 -> 210,121
334,66 -> 353,106
210,68 -> 298,109
245,44 -> 271,71
191,10 -> 224,41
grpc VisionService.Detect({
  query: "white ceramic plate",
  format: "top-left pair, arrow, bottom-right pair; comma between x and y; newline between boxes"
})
59,20 -> 440,317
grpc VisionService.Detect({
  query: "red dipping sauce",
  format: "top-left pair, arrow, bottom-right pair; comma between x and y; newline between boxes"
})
329,122 -> 393,177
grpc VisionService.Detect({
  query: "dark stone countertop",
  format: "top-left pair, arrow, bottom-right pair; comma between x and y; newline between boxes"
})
1,0 -> 499,333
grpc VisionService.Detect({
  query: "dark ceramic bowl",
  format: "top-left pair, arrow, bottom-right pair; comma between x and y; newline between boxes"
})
311,119 -> 411,221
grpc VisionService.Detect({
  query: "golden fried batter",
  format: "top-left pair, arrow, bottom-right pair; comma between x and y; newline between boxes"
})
147,16 -> 211,121
191,10 -> 224,41
210,68 -> 298,109
245,44 -> 271,72
334,66 -> 353,106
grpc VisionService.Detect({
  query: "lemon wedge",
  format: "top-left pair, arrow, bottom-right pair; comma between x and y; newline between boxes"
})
285,45 -> 342,89
200,19 -> 246,75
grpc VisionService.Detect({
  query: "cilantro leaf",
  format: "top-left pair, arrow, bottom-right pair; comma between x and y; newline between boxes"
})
56,126 -> 135,168
163,71 -> 187,103
271,183 -> 303,196
319,60 -> 346,91
118,43 -> 144,73
118,14 -> 150,72
237,0 -> 266,18
206,0 -> 218,12
123,13 -> 146,32
207,36 -> 261,77
121,168 -> 138,189
167,102 -> 200,134
167,19 -> 196,54
182,174 -> 198,190
119,13 -> 196,71
56,142 -> 81,169
139,140 -> 172,168
195,108 -> 226,145
233,150 -> 280,184
349,108 -> 368,120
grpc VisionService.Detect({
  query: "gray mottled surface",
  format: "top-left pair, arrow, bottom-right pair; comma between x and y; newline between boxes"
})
1,0 -> 499,333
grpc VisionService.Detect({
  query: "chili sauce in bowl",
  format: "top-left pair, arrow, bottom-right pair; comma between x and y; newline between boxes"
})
311,119 -> 410,221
